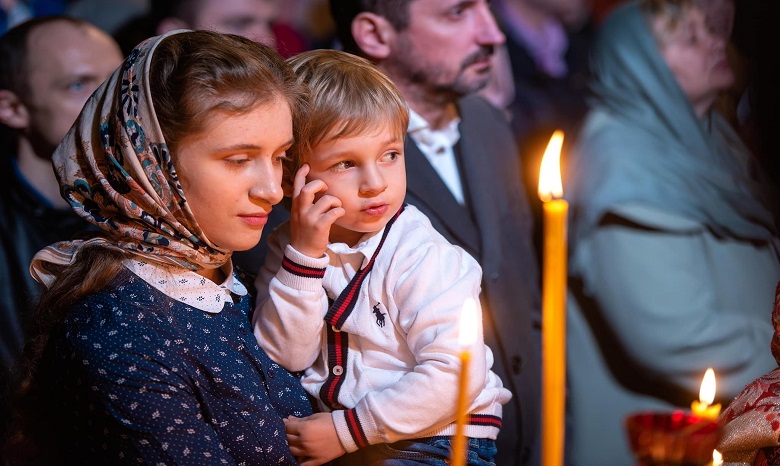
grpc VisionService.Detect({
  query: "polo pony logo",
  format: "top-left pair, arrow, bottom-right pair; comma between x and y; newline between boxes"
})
372,303 -> 386,327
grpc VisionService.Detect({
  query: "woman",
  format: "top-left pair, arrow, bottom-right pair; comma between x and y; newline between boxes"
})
6,30 -> 312,464
564,1 -> 780,464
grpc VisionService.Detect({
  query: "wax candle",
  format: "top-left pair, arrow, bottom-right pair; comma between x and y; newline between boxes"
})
691,368 -> 721,420
452,298 -> 479,466
538,130 -> 567,466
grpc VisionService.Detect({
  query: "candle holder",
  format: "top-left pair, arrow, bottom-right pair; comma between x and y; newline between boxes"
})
624,411 -> 721,466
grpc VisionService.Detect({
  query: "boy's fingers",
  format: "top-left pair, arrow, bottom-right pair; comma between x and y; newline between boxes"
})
292,164 -> 310,198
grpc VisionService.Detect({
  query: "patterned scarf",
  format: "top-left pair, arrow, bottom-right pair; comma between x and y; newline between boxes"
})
718,281 -> 780,465
30,30 -> 231,287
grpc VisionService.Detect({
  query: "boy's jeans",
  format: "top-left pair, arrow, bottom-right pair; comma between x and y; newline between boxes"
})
336,436 -> 497,466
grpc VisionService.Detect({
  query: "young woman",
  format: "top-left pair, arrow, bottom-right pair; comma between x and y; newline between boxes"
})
6,30 -> 312,465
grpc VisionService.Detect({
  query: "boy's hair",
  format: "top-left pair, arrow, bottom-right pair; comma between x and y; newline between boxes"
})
285,49 -> 409,179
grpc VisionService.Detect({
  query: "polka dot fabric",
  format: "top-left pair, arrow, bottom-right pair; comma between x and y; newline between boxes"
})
39,268 -> 312,465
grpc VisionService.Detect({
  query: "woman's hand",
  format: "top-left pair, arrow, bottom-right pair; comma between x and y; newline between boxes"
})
285,413 -> 346,466
288,164 -> 345,258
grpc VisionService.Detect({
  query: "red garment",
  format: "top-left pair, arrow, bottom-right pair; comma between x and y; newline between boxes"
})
719,282 -> 780,465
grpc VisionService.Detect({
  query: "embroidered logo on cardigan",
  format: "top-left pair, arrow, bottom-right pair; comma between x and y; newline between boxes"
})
372,303 -> 386,327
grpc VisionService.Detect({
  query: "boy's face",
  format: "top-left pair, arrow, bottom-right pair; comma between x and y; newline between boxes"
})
305,125 -> 406,246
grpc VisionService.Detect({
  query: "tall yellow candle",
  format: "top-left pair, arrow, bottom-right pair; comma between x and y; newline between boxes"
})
452,299 -> 479,466
538,130 -> 567,466
691,368 -> 721,420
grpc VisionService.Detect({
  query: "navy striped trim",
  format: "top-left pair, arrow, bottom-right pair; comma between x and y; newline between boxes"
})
319,327 -> 348,410
324,206 -> 404,329
317,206 -> 405,412
345,408 -> 369,448
281,256 -> 325,279
467,414 -> 502,428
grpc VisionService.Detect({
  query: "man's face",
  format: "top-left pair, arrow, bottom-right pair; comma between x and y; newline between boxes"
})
192,0 -> 278,46
382,0 -> 505,100
23,21 -> 123,158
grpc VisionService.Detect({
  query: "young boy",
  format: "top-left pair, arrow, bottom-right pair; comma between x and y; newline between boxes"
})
253,49 -> 510,466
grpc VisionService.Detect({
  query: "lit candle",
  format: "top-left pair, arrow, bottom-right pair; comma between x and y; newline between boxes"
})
712,449 -> 723,466
538,130 -> 567,466
691,368 -> 721,420
452,298 -> 479,466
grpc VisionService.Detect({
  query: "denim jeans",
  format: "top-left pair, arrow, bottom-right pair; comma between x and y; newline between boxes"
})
335,436 -> 497,466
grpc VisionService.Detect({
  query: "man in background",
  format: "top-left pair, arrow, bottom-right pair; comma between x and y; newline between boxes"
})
0,15 -> 123,431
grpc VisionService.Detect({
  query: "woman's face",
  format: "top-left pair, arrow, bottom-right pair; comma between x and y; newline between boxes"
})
175,96 -> 292,252
652,6 -> 734,117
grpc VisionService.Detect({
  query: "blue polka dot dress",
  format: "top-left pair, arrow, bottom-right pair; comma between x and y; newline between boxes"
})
39,265 -> 313,465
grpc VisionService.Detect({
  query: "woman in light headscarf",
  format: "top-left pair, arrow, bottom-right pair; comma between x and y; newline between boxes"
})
564,0 -> 780,463
5,30 -> 312,465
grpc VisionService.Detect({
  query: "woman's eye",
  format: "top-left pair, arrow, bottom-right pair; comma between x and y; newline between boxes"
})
226,157 -> 249,165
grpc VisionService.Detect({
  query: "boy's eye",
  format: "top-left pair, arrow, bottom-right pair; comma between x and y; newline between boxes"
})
383,151 -> 400,162
333,160 -> 354,170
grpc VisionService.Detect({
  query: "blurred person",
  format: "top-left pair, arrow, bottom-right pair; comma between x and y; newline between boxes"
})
0,15 -> 122,434
565,0 -> 780,464
113,0 -> 308,58
482,0 -> 595,258
329,1 -> 543,464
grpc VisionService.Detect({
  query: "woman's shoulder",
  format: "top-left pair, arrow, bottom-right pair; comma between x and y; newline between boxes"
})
59,267 -> 184,347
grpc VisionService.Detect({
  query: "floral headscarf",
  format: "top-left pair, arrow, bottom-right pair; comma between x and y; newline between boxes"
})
718,281 -> 780,465
30,30 -> 231,287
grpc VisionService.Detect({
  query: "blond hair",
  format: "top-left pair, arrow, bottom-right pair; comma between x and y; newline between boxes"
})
286,49 -> 409,179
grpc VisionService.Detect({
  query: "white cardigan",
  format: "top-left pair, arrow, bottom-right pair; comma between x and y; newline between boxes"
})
254,206 -> 510,452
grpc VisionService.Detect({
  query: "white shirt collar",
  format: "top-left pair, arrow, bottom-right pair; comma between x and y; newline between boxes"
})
407,109 -> 461,151
124,258 -> 248,314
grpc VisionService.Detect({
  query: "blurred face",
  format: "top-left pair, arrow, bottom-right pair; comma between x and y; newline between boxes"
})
175,98 -> 291,252
304,125 -> 406,246
652,6 -> 734,117
383,0 -> 505,100
193,0 -> 278,46
23,21 -> 123,158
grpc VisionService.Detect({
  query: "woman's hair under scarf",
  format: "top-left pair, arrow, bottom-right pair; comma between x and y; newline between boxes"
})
31,30 -> 233,287
567,1 -> 777,248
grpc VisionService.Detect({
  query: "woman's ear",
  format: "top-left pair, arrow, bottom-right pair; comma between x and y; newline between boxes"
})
351,12 -> 395,60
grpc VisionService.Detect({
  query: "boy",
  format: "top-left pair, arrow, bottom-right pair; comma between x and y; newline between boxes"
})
253,49 -> 510,466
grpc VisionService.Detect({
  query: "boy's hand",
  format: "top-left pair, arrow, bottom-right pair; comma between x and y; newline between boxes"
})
285,413 -> 346,466
289,164 -> 345,258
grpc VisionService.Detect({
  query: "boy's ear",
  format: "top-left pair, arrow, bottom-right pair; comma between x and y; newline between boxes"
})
351,12 -> 394,60
0,89 -> 30,129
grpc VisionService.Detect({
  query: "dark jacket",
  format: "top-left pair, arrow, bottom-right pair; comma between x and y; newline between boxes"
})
404,95 -> 542,466
0,159 -> 93,407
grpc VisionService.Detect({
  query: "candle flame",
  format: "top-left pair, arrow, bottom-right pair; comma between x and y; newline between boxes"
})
712,449 -> 723,466
458,299 -> 479,347
538,130 -> 565,202
699,368 -> 716,405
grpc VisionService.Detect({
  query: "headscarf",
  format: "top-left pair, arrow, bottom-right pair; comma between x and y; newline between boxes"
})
30,30 -> 231,287
717,281 -> 780,464
567,1 -> 777,251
